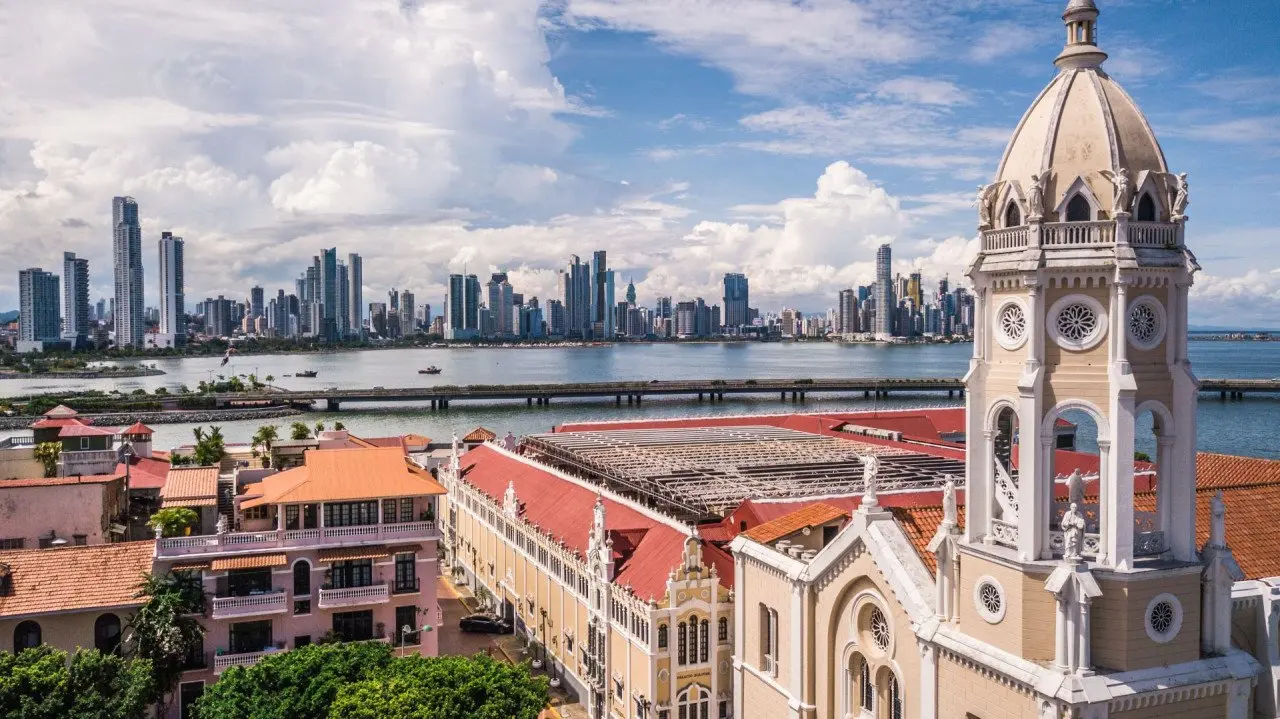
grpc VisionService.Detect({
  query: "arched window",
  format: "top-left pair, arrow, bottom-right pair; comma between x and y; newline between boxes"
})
718,617 -> 728,642
13,620 -> 41,651
657,624 -> 668,649
887,673 -> 903,719
699,618 -> 709,662
293,560 -> 311,596
677,684 -> 710,719
1066,194 -> 1091,222
677,621 -> 688,665
1004,200 -> 1022,228
94,613 -> 121,654
1136,193 -> 1156,222
857,655 -> 873,713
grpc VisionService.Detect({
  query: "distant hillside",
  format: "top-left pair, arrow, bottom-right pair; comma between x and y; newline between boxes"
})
0,310 -> 16,324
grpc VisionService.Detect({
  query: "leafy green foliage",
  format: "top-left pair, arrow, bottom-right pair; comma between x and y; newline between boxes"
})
148,507 -> 199,537
168,451 -> 191,467
191,426 -> 226,466
0,645 -> 156,719
289,422 -> 311,440
32,442 -> 60,478
124,572 -> 206,709
193,643 -> 548,719
252,425 -> 280,465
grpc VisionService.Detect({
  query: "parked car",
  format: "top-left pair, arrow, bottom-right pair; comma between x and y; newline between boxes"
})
459,613 -> 511,633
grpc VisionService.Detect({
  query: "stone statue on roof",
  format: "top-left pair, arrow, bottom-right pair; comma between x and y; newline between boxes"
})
1208,490 -> 1227,549
1061,502 -> 1086,561
215,514 -> 228,535
1067,469 -> 1085,505
942,476 -> 958,527
860,455 -> 880,507
1027,172 -> 1050,220
975,184 -> 996,228
1172,172 -> 1190,219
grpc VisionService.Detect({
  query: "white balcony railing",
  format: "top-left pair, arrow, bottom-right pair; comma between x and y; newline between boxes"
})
981,226 -> 1030,253
318,583 -> 391,609
210,591 -> 289,620
1129,221 -> 1179,247
214,650 -> 274,674
157,521 -> 437,557
1042,221 -> 1115,247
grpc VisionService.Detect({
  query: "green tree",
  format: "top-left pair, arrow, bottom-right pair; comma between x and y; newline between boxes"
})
0,645 -> 157,719
148,507 -> 199,537
333,421 -> 345,431
123,572 -> 205,711
314,421 -> 326,434
290,422 -> 311,440
191,426 -> 226,466
32,442 -> 60,478
168,451 -> 192,467
329,654 -> 548,719
251,425 -> 279,466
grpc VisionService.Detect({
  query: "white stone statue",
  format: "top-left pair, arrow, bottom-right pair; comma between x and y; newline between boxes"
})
1172,172 -> 1190,218
215,514 -> 228,535
860,455 -> 880,506
1209,490 -> 1227,549
1061,502 -> 1087,560
942,476 -> 958,526
1067,469 -> 1085,506
1109,168 -> 1132,213
975,184 -> 995,227
153,522 -> 164,540
1027,173 -> 1049,220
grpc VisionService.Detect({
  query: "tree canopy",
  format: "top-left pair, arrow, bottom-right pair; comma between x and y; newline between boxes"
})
191,426 -> 227,466
123,572 -> 206,710
193,643 -> 547,719
0,645 -> 156,719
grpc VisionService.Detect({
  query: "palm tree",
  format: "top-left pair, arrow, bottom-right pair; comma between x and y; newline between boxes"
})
290,421 -> 311,441
314,421 -> 325,435
333,421 -> 345,431
252,425 -> 279,467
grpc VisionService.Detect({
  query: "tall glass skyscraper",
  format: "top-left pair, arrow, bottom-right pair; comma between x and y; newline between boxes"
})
158,232 -> 185,345
112,196 -> 145,347
62,252 -> 90,346
18,267 -> 61,344
873,243 -> 894,338
320,248 -> 339,342
347,253 -> 363,338
722,273 -> 749,330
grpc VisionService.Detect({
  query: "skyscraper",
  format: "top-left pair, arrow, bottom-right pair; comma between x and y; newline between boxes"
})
337,261 -> 350,337
400,290 -> 415,336
722,273 -> 749,331
590,251 -> 615,338
112,196 -> 145,347
347,253 -> 363,338
873,244 -> 894,338
62,252 -> 90,346
158,232 -> 186,346
18,268 -> 60,346
320,248 -> 339,342
562,255 -> 592,339
250,285 -> 265,319
625,279 -> 637,306
445,274 -> 481,340
486,273 -> 513,338
464,274 -> 481,332
837,288 -> 858,335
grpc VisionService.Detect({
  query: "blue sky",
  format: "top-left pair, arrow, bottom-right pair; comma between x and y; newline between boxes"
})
0,0 -> 1277,324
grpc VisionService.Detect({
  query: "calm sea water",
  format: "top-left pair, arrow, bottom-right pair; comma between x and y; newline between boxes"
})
2,342 -> 1278,459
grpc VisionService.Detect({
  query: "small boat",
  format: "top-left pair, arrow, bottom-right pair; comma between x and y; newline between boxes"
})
419,366 -> 443,375
296,370 -> 318,378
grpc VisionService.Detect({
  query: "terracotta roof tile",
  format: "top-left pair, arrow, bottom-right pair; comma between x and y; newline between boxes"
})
57,423 -> 116,437
0,541 -> 154,618
160,466 -> 219,507
121,422 -> 154,436
0,474 -> 123,488
892,505 -> 967,575
241,447 -> 445,508
741,503 -> 849,544
318,546 -> 390,562
43,404 -> 79,418
1194,453 -> 1280,489
169,561 -> 211,572
209,553 -> 287,571
30,417 -> 92,429
463,427 -> 497,442
116,456 -> 171,490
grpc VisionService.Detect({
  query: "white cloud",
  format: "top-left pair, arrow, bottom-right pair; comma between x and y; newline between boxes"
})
967,21 -> 1041,63
876,77 -> 971,106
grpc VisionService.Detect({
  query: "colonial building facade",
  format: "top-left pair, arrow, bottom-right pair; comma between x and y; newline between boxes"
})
730,2 -> 1259,717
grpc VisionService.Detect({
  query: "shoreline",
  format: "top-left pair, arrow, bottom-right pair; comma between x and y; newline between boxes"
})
0,404 -> 302,431
0,367 -> 166,380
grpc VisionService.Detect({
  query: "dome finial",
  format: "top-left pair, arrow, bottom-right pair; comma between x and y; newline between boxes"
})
1055,0 -> 1107,70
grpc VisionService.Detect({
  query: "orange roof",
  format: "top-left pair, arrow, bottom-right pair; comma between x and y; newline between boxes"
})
121,422 -> 154,436
0,541 -> 154,618
318,546 -> 390,562
43,404 -> 79,418
741,503 -> 849,544
241,447 -> 445,508
0,474 -> 123,488
59,423 -> 117,438
209,553 -> 287,571
892,505 -> 967,575
1194,453 -> 1280,489
160,466 -> 219,506
402,434 -> 432,447
462,426 -> 496,442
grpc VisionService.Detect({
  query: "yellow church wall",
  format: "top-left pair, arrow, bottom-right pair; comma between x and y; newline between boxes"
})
1110,692 -> 1229,719
738,559 -> 796,690
937,652 -> 1037,719
957,551 -> 1050,658
742,667 -> 792,719
1090,571 -> 1200,672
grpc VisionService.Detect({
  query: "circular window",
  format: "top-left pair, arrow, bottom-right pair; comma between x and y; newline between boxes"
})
994,298 -> 1029,351
868,607 -> 890,651
1047,295 -> 1108,351
1127,297 -> 1166,351
1145,593 -> 1183,643
973,576 -> 1007,624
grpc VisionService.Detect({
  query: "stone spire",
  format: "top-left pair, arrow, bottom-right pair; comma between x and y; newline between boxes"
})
1055,0 -> 1108,70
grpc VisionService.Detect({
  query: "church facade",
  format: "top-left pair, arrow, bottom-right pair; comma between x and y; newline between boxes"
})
730,2 -> 1260,717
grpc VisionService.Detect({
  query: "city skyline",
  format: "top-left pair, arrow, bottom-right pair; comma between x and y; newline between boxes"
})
1,3 -> 1275,326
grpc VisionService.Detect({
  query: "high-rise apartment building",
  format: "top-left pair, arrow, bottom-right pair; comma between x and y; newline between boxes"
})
18,268 -> 61,347
562,255 -> 592,339
337,262 -> 350,337
590,251 -> 616,338
112,196 -> 145,347
464,274 -> 480,332
722,273 -> 749,331
61,252 -> 90,346
486,273 -> 513,338
907,271 -> 923,308
319,249 -> 339,342
250,286 -> 264,319
873,244 -> 893,338
158,232 -> 185,346
347,253 -> 363,338
837,288 -> 858,335
399,290 -> 415,336
444,274 -> 481,340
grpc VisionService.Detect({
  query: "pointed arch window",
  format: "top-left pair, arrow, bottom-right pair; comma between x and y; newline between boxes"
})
699,618 -> 709,662
887,673 -> 903,719
1004,200 -> 1022,228
678,621 -> 688,665
1136,193 -> 1156,222
657,623 -> 668,649
1066,194 -> 1092,222
857,655 -> 873,713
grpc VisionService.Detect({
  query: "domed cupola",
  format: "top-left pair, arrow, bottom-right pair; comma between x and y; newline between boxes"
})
978,0 -> 1182,240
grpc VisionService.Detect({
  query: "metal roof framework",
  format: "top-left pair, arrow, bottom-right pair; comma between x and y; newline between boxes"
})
522,426 -> 964,521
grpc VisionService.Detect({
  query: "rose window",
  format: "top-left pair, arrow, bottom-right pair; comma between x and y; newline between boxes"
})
999,304 -> 1026,345
979,582 -> 1003,617
1149,601 -> 1174,635
1055,303 -> 1098,344
868,607 -> 890,651
1128,299 -> 1165,350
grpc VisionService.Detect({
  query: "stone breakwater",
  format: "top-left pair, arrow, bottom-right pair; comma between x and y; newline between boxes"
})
0,404 -> 302,430
0,367 -> 167,380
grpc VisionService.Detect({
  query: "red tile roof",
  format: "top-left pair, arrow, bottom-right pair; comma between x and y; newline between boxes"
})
116,456 -> 171,490
741,503 -> 849,544
241,447 -> 445,508
58,423 -> 117,438
43,404 -> 80,418
30,417 -> 92,429
0,474 -> 124,488
459,445 -> 730,601
0,541 -> 154,618
120,422 -> 154,436
463,427 -> 497,443
1193,453 -> 1280,489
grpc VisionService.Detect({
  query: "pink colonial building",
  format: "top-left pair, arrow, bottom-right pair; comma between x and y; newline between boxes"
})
151,445 -> 445,718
